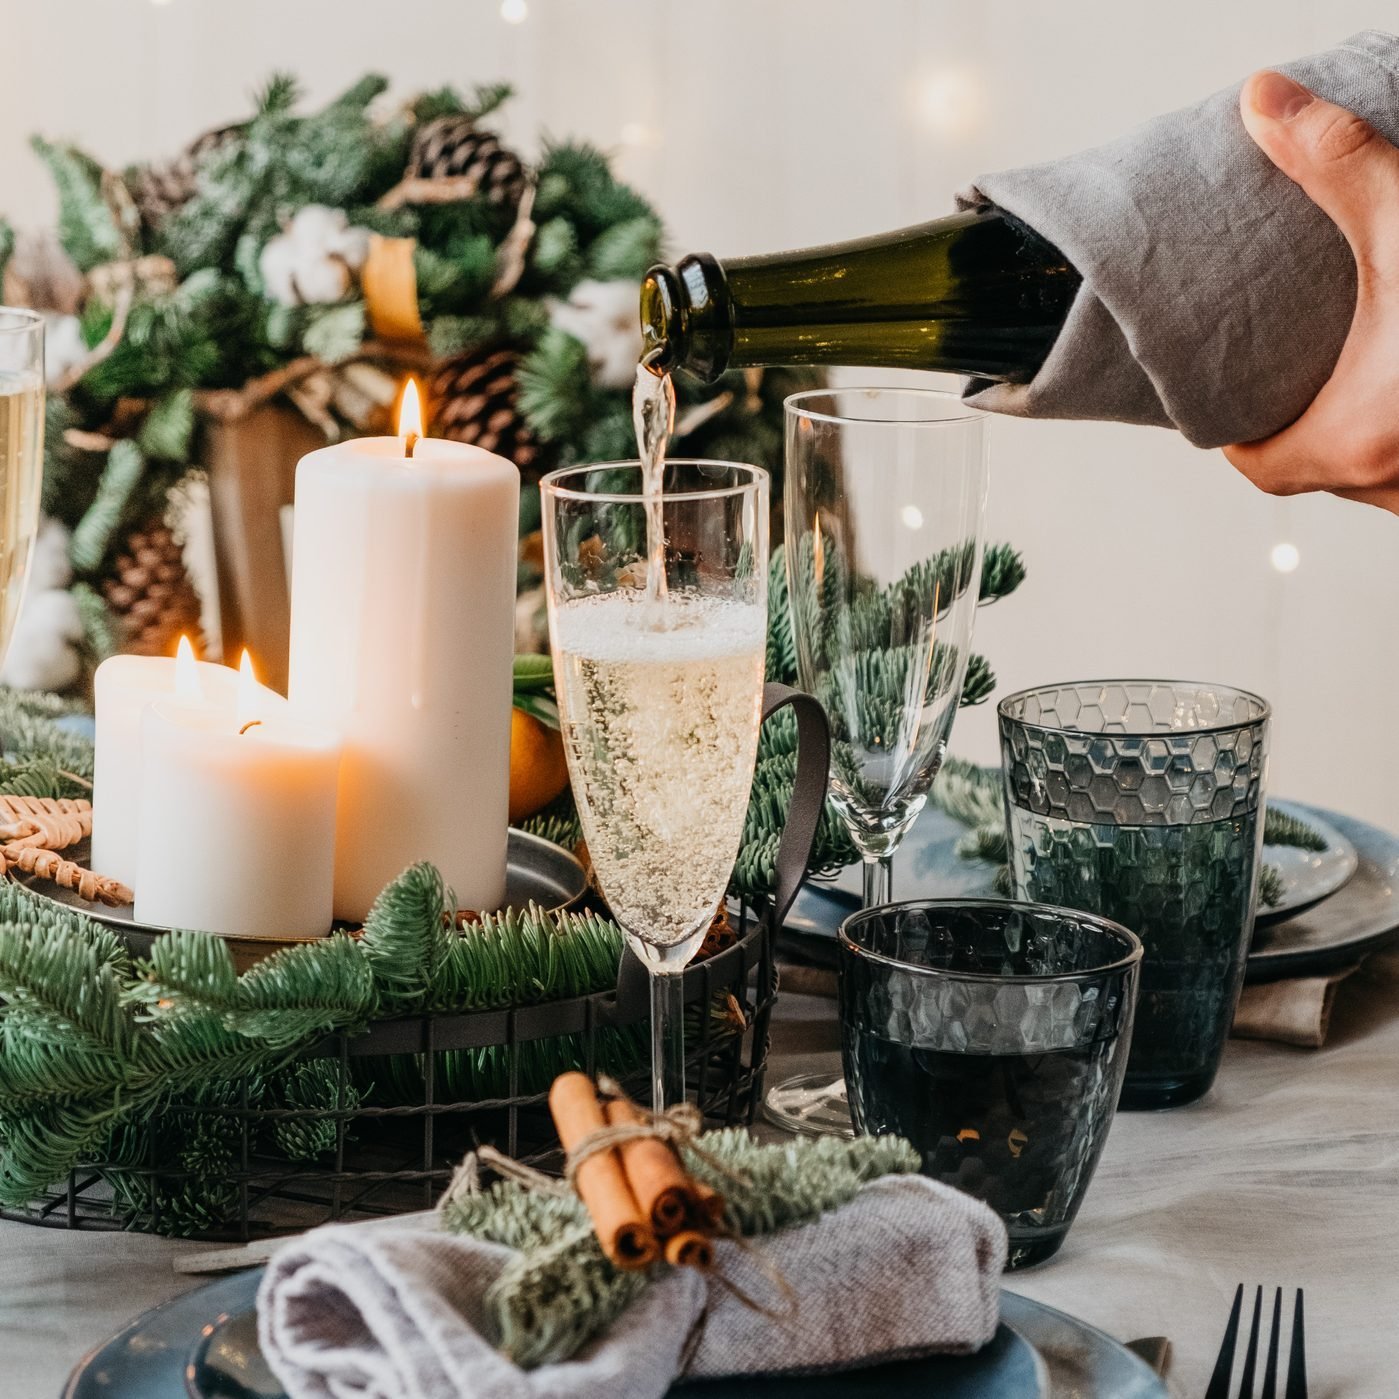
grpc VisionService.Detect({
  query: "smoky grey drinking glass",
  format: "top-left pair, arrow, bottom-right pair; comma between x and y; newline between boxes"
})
998,681 -> 1270,1111
839,899 -> 1141,1269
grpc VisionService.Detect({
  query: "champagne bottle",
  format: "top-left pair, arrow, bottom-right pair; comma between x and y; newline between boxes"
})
640,209 -> 1079,384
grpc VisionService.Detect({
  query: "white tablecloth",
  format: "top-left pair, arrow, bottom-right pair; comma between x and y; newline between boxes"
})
6,946 -> 1398,1397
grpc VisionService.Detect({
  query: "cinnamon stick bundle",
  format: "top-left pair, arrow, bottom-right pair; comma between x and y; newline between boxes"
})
603,1093 -> 694,1238
663,1230 -> 714,1270
548,1072 -> 658,1271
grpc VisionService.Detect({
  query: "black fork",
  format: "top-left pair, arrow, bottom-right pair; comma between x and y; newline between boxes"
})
1205,1285 -> 1308,1399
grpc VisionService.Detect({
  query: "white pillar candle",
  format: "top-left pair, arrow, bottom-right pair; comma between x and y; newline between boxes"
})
133,688 -> 341,937
91,645 -> 239,889
287,396 -> 518,922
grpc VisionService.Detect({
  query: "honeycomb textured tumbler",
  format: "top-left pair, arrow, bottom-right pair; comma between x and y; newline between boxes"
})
998,681 -> 1270,1111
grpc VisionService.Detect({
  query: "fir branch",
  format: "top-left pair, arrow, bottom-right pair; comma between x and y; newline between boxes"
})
1264,807 -> 1328,852
517,328 -> 593,441
0,687 -> 97,785
980,543 -> 1026,603
71,582 -> 120,667
357,862 -> 451,1011
584,216 -> 662,281
254,72 -> 302,117
0,220 -> 13,286
29,138 -> 123,272
136,389 -> 196,462
302,300 -> 366,363
68,440 -> 145,573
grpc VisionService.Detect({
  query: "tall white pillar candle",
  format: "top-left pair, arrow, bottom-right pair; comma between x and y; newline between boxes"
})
288,434 -> 518,921
133,695 -> 341,937
91,649 -> 239,889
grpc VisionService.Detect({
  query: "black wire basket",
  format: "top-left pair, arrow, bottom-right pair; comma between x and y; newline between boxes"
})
3,683 -> 829,1242
5,901 -> 774,1241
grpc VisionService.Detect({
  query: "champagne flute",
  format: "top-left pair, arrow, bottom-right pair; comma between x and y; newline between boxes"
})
766,386 -> 988,1134
0,311 -> 44,665
541,460 -> 768,1110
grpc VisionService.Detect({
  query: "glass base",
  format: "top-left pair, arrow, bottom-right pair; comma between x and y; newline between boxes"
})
1005,1225 -> 1070,1271
763,1071 -> 855,1137
1119,1068 -> 1216,1111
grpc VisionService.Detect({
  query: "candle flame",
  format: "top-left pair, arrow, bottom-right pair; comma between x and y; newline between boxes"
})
174,635 -> 202,702
398,378 -> 423,457
237,650 -> 261,733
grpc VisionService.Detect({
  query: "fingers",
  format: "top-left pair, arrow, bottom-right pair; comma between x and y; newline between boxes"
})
1240,71 -> 1399,278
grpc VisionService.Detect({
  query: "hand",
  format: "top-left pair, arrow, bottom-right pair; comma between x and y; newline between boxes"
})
1222,71 -> 1399,513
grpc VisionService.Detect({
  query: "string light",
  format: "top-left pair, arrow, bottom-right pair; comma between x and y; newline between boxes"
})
911,67 -> 983,139
901,504 -> 925,530
1270,541 -> 1301,573
620,122 -> 662,149
500,0 -> 528,23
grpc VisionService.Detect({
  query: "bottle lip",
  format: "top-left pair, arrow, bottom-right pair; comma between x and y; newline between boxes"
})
640,263 -> 683,372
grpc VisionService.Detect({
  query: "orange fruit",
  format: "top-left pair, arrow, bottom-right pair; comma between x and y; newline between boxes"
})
509,707 -> 570,822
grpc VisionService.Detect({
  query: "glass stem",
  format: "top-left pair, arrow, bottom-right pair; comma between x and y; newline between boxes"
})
650,967 -> 686,1111
861,854 -> 893,910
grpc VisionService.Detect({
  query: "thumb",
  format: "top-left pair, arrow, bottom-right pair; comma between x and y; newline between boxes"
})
1240,70 -> 1399,272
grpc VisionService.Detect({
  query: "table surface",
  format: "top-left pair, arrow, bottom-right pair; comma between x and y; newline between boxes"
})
9,947 -> 1399,1399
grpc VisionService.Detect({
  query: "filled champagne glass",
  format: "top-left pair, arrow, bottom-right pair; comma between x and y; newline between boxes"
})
541,460 -> 768,1109
766,386 -> 988,1134
0,311 -> 45,665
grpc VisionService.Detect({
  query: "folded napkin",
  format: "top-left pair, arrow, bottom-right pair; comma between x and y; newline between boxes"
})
959,29 -> 1399,447
258,1172 -> 1006,1399
1232,965 -> 1361,1048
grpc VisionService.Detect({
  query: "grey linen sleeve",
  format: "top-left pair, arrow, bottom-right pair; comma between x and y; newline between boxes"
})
958,30 -> 1399,448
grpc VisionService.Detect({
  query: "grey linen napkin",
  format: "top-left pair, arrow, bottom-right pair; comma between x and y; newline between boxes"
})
959,29 -> 1399,448
258,1173 -> 1006,1399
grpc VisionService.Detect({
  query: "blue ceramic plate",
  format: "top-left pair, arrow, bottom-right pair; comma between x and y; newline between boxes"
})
63,1265 -> 1167,1398
783,799 -> 1393,982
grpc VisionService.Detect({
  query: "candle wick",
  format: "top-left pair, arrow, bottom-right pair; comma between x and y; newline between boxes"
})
239,720 -> 264,736
404,433 -> 418,459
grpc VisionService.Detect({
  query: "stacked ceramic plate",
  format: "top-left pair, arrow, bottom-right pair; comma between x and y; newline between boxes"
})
784,799 -> 1399,983
65,1268 -> 1168,1398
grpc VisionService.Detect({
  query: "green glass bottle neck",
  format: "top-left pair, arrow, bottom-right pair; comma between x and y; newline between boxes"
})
640,210 -> 1079,384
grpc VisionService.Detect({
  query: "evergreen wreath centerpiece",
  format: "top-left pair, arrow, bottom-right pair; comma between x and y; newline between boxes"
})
2,74 -> 814,687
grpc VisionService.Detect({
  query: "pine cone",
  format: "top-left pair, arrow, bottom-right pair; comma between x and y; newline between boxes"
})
407,117 -> 527,208
429,346 -> 543,477
102,520 -> 203,658
129,124 -> 242,234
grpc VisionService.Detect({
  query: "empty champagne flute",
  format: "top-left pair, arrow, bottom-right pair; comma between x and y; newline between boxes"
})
0,311 -> 44,665
541,460 -> 768,1110
766,386 -> 989,1134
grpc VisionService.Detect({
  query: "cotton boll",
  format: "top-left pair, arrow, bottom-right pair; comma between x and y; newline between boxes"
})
259,234 -> 301,307
289,248 -> 353,305
548,279 -> 644,390
27,517 -> 73,592
288,204 -> 350,250
0,587 -> 84,692
260,206 -> 372,306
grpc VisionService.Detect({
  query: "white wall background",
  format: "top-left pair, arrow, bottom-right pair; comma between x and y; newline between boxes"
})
2,0 -> 1395,827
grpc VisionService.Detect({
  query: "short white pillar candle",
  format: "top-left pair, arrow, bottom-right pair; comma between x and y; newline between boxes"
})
133,689 -> 341,938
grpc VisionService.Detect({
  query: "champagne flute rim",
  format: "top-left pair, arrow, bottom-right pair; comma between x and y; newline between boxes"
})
539,458 -> 768,505
784,385 -> 984,427
997,677 -> 1272,738
838,896 -> 1144,983
0,307 -> 44,335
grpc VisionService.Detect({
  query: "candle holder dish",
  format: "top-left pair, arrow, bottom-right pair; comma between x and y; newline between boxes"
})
17,827 -> 589,971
